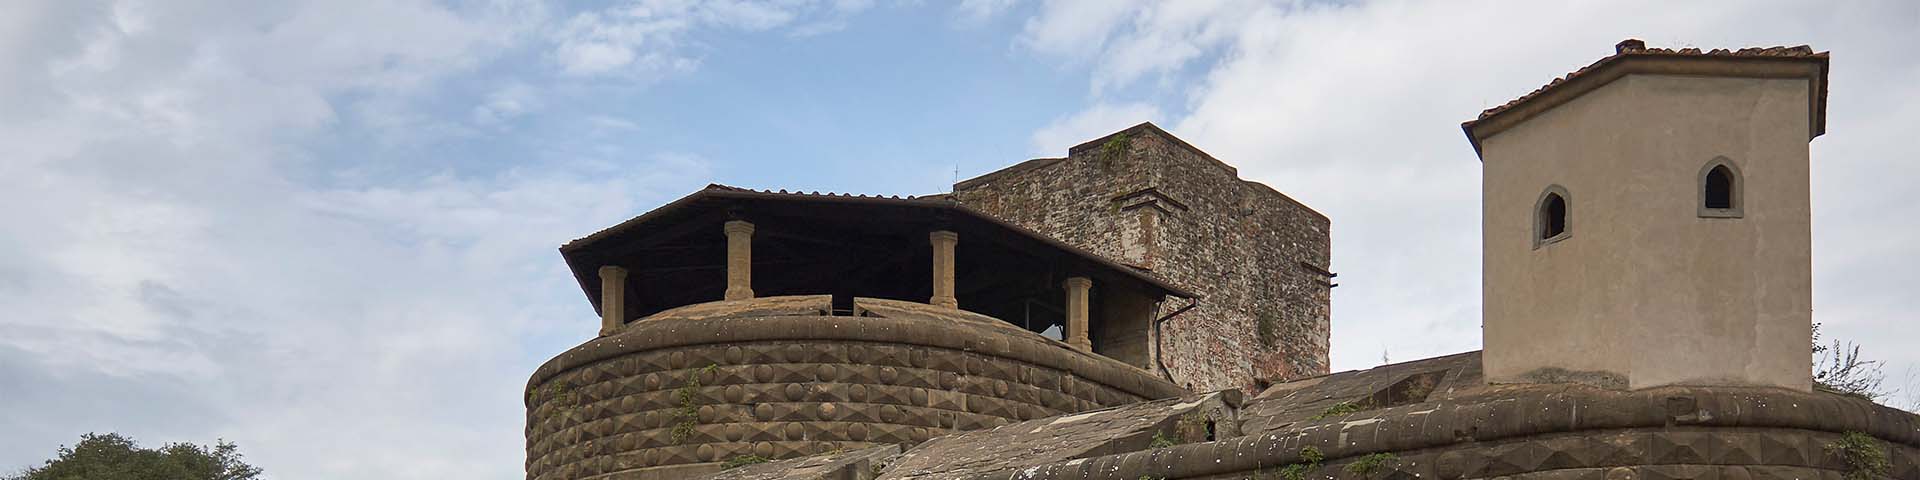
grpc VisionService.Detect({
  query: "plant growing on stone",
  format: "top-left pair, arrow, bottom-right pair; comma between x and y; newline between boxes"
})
529,380 -> 580,416
1275,463 -> 1308,480
1149,430 -> 1177,449
1341,453 -> 1398,478
670,364 -> 720,444
1309,402 -> 1360,420
1812,323 -> 1889,402
1298,446 -> 1323,464
1098,133 -> 1130,170
551,381 -> 577,406
1825,431 -> 1890,480
1274,446 -> 1325,480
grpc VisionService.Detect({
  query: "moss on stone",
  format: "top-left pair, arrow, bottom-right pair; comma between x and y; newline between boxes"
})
720,454 -> 771,470
1342,453 -> 1398,478
1309,401 -> 1361,420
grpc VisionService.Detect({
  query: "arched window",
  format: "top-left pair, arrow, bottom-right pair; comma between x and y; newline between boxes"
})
1699,158 -> 1743,218
1535,185 -> 1571,248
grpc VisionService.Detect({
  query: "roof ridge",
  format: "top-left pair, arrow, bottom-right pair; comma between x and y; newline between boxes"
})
705,183 -> 924,200
1462,39 -> 1828,157
1472,39 -> 1826,122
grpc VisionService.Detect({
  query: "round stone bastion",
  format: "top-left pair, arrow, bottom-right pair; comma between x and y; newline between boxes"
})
524,295 -> 1185,480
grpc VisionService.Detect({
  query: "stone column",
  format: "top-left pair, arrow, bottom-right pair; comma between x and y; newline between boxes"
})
1064,277 -> 1092,351
929,230 -> 958,308
598,265 -> 628,337
723,220 -> 755,301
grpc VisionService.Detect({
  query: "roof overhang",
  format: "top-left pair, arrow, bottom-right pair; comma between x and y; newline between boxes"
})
1462,47 -> 1829,159
560,185 -> 1195,317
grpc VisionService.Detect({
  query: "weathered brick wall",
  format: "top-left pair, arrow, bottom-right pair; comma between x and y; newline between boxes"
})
952,123 -> 1331,392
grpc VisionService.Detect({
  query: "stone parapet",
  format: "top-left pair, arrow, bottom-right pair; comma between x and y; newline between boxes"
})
701,444 -> 899,480
524,296 -> 1183,480
944,385 -> 1920,479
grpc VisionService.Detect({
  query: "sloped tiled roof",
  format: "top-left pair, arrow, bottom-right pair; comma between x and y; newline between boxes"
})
558,183 -> 1197,309
561,183 -> 949,251
1462,39 -> 1829,157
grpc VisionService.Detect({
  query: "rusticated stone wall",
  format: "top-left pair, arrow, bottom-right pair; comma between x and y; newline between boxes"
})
1043,427 -> 1920,480
524,296 -> 1183,480
953,123 -> 1332,392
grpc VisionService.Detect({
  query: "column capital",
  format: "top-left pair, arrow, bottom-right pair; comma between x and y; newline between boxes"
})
598,265 -> 628,279
929,230 -> 958,243
723,220 -> 755,236
1063,276 -> 1092,290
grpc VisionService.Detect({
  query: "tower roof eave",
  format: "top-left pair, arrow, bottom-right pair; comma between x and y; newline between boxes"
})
1462,41 -> 1829,159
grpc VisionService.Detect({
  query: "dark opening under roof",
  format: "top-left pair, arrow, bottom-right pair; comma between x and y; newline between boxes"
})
559,184 -> 1193,320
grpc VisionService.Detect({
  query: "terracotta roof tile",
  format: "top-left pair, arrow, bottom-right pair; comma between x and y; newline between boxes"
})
706,183 -> 930,200
1473,39 -> 1826,122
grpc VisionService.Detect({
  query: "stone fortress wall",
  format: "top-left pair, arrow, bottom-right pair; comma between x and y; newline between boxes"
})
952,123 -> 1332,392
523,296 -> 1183,480
934,357 -> 1920,480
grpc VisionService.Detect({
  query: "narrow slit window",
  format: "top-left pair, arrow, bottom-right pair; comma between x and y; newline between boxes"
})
1704,166 -> 1733,209
1535,185 -> 1570,248
1698,158 -> 1743,218
1541,193 -> 1567,239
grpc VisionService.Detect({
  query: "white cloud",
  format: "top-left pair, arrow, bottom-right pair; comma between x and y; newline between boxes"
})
0,0 -> 705,478
1043,0 -> 1260,94
1013,0 -> 1920,407
1017,0 -> 1142,59
1029,102 -> 1162,154
550,0 -> 874,77
954,0 -> 1022,24
473,82 -> 543,126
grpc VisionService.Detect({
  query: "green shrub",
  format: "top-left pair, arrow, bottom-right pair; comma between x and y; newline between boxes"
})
1309,402 -> 1361,420
1149,430 -> 1177,449
1273,446 -> 1325,480
1297,446 -> 1324,464
1825,431 -> 1890,480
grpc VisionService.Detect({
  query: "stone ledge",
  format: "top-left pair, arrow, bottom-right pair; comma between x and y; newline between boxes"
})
700,444 -> 900,480
529,311 -> 1185,404
944,385 -> 1920,480
880,390 -> 1242,480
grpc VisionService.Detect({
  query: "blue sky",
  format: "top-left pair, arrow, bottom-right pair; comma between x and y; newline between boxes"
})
3,1 -> 1918,478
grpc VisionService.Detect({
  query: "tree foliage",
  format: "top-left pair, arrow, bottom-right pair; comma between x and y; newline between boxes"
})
5,433 -> 262,480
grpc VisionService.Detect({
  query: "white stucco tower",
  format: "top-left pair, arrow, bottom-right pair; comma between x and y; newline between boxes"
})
1464,40 -> 1828,391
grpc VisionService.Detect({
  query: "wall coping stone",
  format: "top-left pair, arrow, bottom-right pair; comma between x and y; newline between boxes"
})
944,384 -> 1919,479
528,296 -> 1187,405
